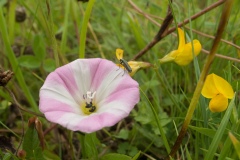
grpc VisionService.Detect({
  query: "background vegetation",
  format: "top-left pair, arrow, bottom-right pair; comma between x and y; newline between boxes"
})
0,0 -> 239,159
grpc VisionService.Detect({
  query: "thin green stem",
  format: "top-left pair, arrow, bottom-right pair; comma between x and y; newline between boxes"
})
155,67 -> 182,112
69,131 -> 75,159
0,121 -> 20,138
167,0 -> 234,159
45,0 -> 60,67
79,0 -> 96,58
60,0 -> 71,55
168,0 -> 179,41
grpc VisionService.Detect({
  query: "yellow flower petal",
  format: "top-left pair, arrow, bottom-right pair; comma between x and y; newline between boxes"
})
159,50 -> 179,64
159,28 -> 201,66
177,28 -> 186,52
174,40 -> 202,66
209,94 -> 228,112
202,74 -> 220,98
116,63 -> 124,69
212,73 -> 234,99
116,48 -> 124,60
128,61 -> 152,76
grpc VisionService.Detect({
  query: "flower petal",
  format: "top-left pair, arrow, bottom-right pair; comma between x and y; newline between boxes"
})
90,58 -> 121,90
159,50 -> 179,64
201,74 -> 219,98
177,28 -> 186,52
209,94 -> 228,112
127,61 -> 152,76
39,61 -> 84,114
116,48 -> 124,60
39,58 -> 140,133
99,77 -> 139,114
174,40 -> 201,66
212,73 -> 234,99
51,112 -> 124,133
93,63 -> 139,106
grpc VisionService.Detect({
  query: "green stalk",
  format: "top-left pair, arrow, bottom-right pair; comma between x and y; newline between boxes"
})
79,0 -> 96,58
167,0 -> 234,159
0,8 -> 38,111
0,121 -> 20,138
8,0 -> 17,44
44,0 -> 60,67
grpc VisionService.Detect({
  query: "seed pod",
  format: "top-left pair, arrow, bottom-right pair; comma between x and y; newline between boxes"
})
15,7 -> 26,23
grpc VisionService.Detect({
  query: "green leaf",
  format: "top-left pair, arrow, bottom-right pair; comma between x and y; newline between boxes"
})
3,153 -> 12,160
33,35 -> 46,60
128,146 -> 139,157
100,153 -> 132,160
82,133 -> 99,159
114,129 -> 129,140
134,124 -> 162,147
22,125 -> 44,160
43,58 -> 56,72
117,142 -> 129,154
1,152 -> 18,160
189,125 -> 217,138
18,55 -> 41,69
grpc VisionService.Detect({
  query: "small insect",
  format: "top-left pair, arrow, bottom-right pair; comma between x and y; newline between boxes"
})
116,49 -> 132,74
119,58 -> 132,73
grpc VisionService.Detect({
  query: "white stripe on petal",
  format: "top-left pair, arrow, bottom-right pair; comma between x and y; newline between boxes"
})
40,81 -> 81,113
69,59 -> 92,102
44,111 -> 87,130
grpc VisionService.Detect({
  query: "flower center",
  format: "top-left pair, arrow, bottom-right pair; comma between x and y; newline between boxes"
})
82,91 -> 97,115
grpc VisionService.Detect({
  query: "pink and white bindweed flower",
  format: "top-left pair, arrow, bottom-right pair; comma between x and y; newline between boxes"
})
39,58 -> 139,133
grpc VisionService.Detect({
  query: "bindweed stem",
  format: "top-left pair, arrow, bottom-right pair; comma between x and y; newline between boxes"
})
167,0 -> 234,159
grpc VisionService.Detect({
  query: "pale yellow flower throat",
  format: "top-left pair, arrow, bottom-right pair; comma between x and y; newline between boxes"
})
82,91 -> 97,115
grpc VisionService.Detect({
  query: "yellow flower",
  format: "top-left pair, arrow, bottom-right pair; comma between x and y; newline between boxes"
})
159,28 -> 202,66
116,49 -> 152,76
201,73 -> 234,112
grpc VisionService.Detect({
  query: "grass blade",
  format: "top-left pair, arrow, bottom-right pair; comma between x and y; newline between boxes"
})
79,0 -> 96,58
204,94 -> 236,160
